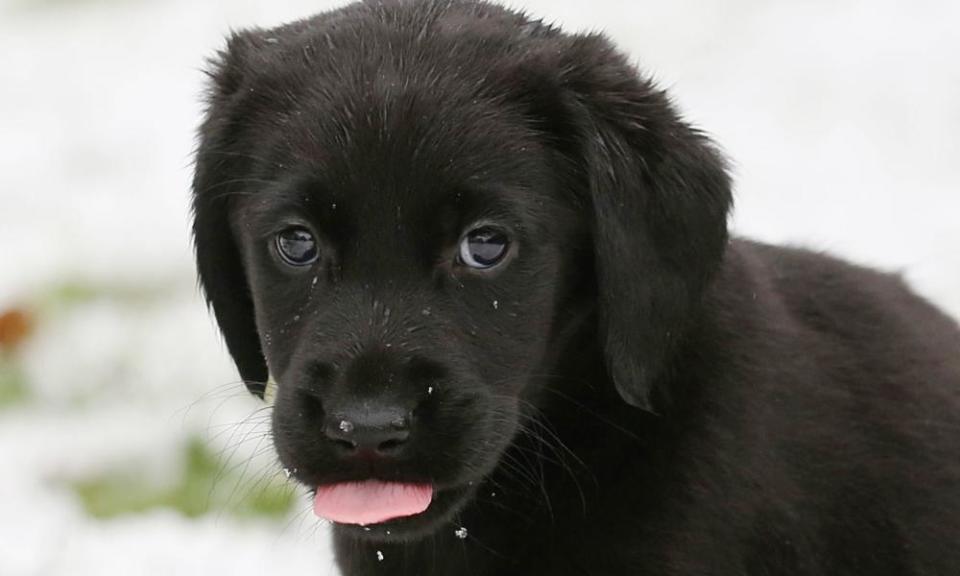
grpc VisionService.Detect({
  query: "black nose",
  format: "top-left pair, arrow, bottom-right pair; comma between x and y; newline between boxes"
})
323,406 -> 411,456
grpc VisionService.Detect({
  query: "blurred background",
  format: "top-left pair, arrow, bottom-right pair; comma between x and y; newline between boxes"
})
0,0 -> 957,574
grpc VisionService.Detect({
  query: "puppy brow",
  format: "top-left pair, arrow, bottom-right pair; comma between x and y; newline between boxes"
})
448,186 -> 531,226
238,184 -> 334,238
446,185 -> 551,240
238,175 -> 331,214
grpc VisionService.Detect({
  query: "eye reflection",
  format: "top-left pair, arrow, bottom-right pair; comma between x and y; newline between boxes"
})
276,227 -> 319,266
458,227 -> 510,270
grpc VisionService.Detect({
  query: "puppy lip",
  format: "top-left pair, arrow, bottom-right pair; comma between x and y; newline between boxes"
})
313,480 -> 434,525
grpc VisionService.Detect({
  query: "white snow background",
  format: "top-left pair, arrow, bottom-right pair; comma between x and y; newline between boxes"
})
0,0 -> 957,574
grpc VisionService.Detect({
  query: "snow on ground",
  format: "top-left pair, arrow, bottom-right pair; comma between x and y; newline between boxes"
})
0,0 -> 957,574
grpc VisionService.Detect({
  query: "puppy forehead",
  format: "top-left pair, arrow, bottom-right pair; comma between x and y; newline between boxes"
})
252,89 -> 551,226
296,91 -> 539,184
230,7 -> 566,232
235,9 -> 552,179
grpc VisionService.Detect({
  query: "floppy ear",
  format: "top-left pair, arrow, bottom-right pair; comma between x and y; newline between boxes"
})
529,35 -> 733,411
192,32 -> 269,398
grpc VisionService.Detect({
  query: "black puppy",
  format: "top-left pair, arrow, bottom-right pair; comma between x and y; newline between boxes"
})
191,1 -> 960,574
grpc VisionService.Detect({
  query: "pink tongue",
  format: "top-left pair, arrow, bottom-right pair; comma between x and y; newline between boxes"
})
313,481 -> 433,525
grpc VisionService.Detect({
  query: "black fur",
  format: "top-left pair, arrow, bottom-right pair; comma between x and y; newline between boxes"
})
191,1 -> 960,574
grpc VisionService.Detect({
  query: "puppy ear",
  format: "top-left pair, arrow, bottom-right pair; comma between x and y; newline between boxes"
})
191,32 -> 269,398
531,35 -> 733,411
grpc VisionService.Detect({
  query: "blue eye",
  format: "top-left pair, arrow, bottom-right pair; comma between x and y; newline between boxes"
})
276,227 -> 319,266
458,226 -> 510,269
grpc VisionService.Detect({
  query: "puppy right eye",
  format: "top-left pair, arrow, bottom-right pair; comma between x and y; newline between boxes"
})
276,227 -> 319,266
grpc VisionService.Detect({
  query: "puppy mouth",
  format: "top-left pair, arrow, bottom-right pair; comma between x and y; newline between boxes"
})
309,478 -> 478,539
313,480 -> 434,525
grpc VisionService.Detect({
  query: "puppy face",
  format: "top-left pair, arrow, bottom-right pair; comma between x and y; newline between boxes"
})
193,0 -> 731,540
231,84 -> 583,534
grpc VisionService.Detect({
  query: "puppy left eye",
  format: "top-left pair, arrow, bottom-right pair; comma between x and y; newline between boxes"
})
458,226 -> 511,270
276,226 -> 319,266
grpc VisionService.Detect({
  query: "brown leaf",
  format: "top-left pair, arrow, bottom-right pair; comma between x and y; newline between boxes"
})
0,308 -> 34,351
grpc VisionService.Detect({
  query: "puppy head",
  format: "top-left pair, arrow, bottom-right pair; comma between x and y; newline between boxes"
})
192,0 -> 730,539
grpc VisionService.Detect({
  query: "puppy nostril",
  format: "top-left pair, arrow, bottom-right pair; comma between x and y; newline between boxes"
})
323,410 -> 412,456
377,435 -> 408,454
332,438 -> 358,452
376,415 -> 410,454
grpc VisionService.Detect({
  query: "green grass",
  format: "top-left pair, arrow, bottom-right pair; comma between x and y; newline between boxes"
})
29,278 -> 294,520
72,437 -> 298,520
0,358 -> 29,409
